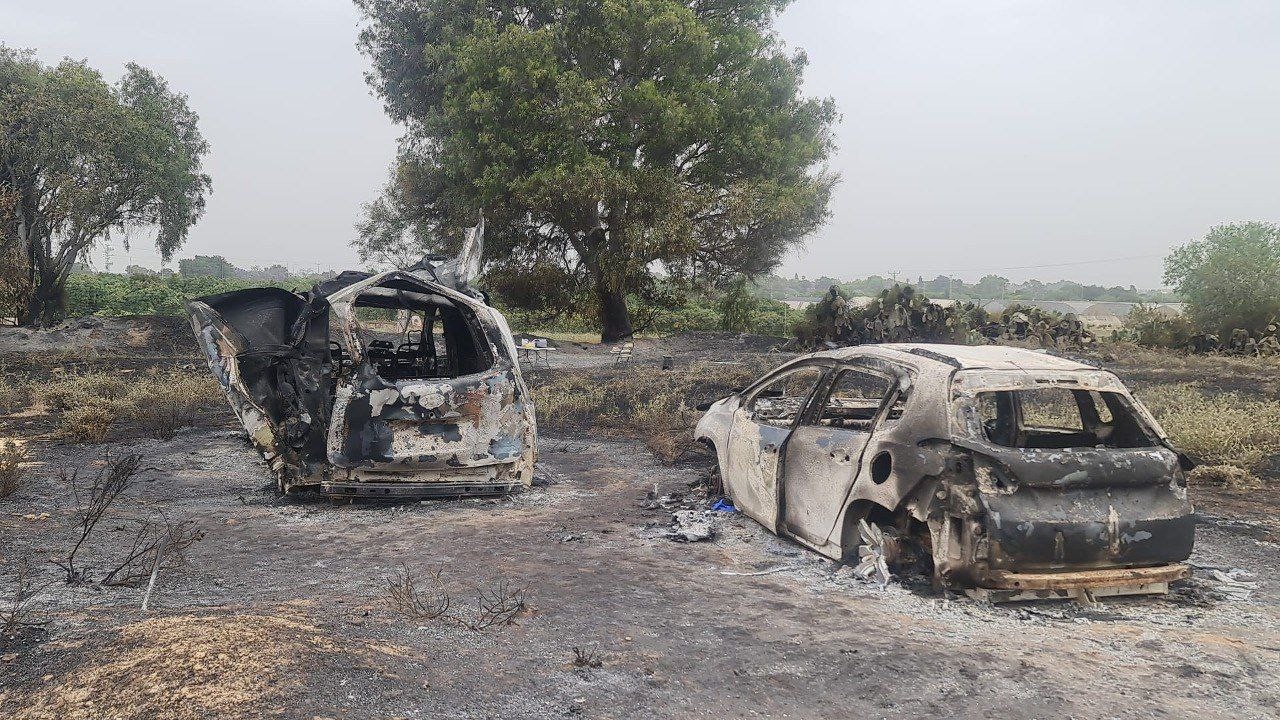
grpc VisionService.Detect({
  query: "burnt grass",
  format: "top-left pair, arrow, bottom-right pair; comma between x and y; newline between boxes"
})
0,323 -> 1278,719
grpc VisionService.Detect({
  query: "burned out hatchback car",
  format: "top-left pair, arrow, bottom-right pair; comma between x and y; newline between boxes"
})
695,343 -> 1195,601
187,251 -> 536,499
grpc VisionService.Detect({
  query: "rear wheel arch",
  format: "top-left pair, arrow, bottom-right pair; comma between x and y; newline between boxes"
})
837,498 -> 898,561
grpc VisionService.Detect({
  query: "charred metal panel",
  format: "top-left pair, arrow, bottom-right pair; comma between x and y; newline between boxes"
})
982,485 -> 1194,573
725,409 -> 788,532
327,367 -> 534,472
780,424 -> 867,549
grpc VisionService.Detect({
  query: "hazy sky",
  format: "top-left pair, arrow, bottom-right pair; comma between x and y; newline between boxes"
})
4,1 -> 1278,287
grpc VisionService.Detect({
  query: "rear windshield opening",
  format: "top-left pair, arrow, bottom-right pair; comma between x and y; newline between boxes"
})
332,282 -> 493,381
976,387 -> 1156,449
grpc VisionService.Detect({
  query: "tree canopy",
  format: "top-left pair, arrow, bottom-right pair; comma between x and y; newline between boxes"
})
355,0 -> 838,341
0,47 -> 211,325
1163,221 -> 1280,335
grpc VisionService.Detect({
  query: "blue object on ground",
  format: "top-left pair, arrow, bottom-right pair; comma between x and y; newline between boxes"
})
710,498 -> 736,513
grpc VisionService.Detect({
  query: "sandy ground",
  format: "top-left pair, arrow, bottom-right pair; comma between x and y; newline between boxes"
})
1,428 -> 1277,720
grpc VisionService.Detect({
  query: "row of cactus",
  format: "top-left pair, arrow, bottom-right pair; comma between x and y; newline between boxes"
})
794,285 -> 1095,349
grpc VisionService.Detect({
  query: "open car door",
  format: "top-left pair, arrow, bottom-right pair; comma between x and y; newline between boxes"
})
187,287 -> 333,489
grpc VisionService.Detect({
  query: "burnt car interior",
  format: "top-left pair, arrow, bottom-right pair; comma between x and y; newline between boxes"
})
978,386 -> 1157,449
750,365 -> 906,430
817,369 -> 899,429
749,366 -> 824,427
329,277 -> 494,382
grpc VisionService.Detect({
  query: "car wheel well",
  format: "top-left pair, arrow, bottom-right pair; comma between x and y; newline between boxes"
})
838,500 -> 896,558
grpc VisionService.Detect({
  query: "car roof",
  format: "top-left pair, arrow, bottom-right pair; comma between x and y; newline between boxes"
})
817,343 -> 1095,373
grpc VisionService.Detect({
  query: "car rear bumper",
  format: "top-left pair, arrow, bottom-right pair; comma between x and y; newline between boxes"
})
985,563 -> 1190,590
319,478 -> 524,498
317,461 -> 530,499
967,563 -> 1189,602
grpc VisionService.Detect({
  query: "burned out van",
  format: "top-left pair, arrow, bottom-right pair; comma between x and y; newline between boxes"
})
188,247 -> 536,499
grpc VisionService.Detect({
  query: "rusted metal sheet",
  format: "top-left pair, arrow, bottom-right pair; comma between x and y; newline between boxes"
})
696,342 -> 1195,599
187,232 -> 536,499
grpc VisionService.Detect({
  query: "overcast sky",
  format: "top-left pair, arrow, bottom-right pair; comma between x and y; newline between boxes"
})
4,1 -> 1278,287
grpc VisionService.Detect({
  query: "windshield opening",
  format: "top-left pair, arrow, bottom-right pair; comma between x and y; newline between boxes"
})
333,284 -> 493,381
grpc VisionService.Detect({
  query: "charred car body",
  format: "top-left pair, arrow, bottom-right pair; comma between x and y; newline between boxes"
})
187,226 -> 536,498
695,343 -> 1194,601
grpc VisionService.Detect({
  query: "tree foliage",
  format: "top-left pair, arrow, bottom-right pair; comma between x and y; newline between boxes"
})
1164,222 -> 1280,335
178,254 -> 237,279
0,47 -> 211,325
355,0 -> 838,341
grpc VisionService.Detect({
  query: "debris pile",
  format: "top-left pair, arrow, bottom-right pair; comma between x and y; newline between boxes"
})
1211,322 -> 1280,356
1190,565 -> 1259,601
642,482 -> 724,542
795,285 -> 987,347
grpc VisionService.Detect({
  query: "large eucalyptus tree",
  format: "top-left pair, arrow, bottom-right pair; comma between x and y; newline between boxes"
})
355,1 -> 838,341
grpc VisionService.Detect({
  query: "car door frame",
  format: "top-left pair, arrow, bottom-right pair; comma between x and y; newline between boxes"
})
724,359 -> 835,533
777,361 -> 901,549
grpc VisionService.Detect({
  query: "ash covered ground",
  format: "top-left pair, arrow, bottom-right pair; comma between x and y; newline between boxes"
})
0,320 -> 1277,719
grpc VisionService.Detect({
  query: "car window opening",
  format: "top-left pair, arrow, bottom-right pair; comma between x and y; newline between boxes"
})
332,285 -> 494,381
977,387 -> 1155,449
816,369 -> 896,430
748,366 -> 825,428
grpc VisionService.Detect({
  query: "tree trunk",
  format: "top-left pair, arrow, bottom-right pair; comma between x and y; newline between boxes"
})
20,267 -> 66,327
596,280 -> 633,344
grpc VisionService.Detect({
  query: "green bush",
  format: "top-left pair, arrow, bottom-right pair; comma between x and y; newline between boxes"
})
63,272 -> 315,318
1121,304 -> 1197,349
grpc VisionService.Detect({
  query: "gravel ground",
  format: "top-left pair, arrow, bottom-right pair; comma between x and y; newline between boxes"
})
1,430 -> 1276,719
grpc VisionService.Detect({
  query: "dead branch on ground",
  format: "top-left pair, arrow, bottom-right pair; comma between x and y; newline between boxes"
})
456,574 -> 527,630
385,565 -> 451,621
572,645 -> 604,669
54,451 -> 142,583
384,566 -> 526,630
100,518 -> 204,588
2,559 -> 53,634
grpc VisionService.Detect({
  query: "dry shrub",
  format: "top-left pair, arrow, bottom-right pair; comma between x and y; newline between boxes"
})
58,406 -> 116,444
0,612 -> 338,720
572,645 -> 604,670
0,369 -> 28,413
43,368 -> 225,442
1136,382 -> 1280,479
385,565 -> 526,630
0,441 -> 29,500
386,565 -> 451,621
120,369 -> 225,438
529,358 -> 777,462
42,372 -> 131,412
1098,343 -> 1280,396
1188,464 -> 1262,489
